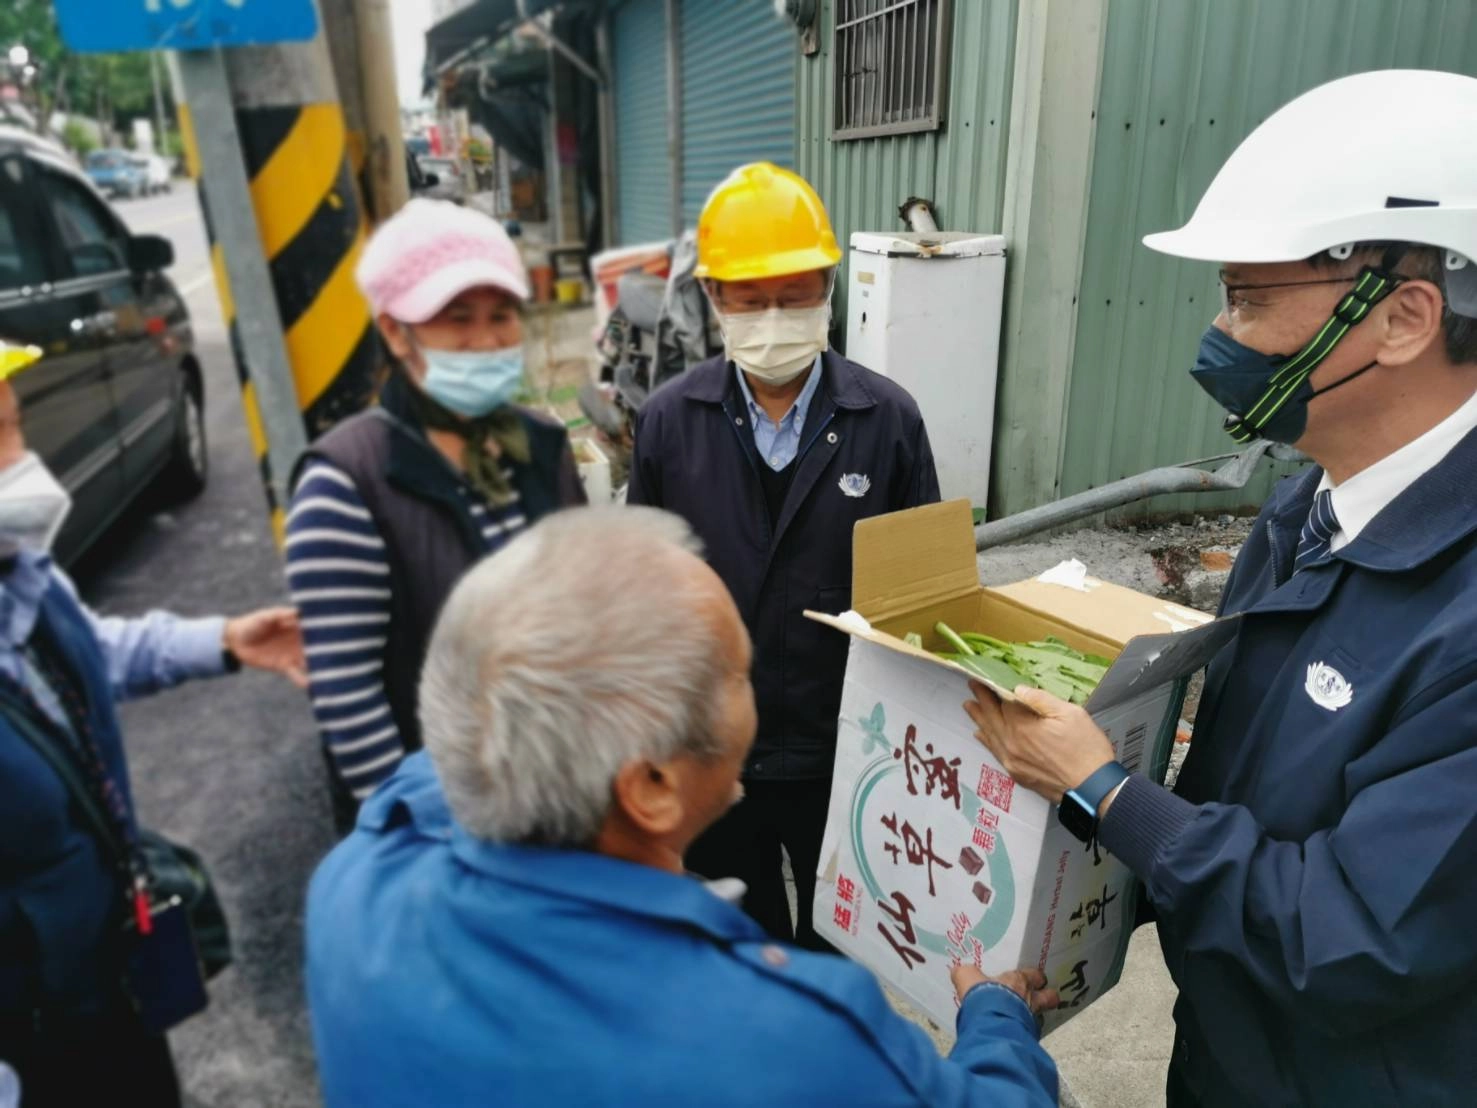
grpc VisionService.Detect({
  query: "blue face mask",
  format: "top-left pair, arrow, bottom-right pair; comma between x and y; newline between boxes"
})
1190,265 -> 1399,445
419,346 -> 524,419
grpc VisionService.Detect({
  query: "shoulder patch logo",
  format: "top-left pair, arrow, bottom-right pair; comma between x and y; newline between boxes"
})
1305,662 -> 1353,711
838,473 -> 871,498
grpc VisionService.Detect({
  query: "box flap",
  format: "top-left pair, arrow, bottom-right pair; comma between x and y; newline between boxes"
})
853,500 -> 980,624
1085,615 -> 1242,713
988,577 -> 1211,649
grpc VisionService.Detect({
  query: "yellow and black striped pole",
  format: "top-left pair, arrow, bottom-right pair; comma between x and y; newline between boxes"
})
173,42 -> 380,544
234,103 -> 378,436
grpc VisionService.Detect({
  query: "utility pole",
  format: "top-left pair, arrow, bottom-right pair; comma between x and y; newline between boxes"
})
149,50 -> 168,155
172,28 -> 380,540
352,0 -> 410,222
320,0 -> 410,225
93,61 -> 106,145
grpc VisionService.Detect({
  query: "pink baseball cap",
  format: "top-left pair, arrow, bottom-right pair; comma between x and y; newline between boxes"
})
356,198 -> 530,323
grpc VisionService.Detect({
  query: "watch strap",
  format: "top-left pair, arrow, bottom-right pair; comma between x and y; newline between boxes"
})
1065,761 -> 1131,820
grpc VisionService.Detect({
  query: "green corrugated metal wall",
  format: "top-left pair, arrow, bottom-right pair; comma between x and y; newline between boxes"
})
613,0 -> 672,244
796,0 -> 1019,331
794,0 -> 1477,520
680,0 -> 798,226
1049,0 -> 1477,520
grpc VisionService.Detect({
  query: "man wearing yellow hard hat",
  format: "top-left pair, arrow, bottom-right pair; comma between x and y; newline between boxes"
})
0,341 -> 306,1104
628,164 -> 940,949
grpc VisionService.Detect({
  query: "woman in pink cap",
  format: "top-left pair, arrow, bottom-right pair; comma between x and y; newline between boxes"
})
285,199 -> 585,829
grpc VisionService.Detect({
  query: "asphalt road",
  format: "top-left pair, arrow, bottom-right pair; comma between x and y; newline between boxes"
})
73,182 -> 331,1106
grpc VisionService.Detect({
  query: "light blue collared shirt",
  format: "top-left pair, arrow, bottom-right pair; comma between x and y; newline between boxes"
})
0,551 -> 228,730
734,357 -> 824,472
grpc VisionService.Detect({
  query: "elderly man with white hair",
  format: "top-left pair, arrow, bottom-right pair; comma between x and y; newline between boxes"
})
304,507 -> 1059,1106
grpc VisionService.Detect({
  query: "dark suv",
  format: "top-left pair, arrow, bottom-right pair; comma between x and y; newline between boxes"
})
0,127 -> 206,566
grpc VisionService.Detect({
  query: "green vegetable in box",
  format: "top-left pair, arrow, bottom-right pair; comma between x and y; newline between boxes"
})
927,622 -> 1110,705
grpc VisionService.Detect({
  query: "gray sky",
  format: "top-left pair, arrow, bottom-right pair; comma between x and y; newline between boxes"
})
391,0 -> 435,108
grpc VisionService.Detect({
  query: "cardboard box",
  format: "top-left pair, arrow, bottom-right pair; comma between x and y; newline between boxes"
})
807,501 -> 1234,1030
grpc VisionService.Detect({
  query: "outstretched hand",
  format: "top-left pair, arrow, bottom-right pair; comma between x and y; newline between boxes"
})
952,963 -> 1060,1016
224,607 -> 308,689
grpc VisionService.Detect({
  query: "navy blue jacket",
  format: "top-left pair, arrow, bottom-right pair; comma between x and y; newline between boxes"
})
1100,425 -> 1477,1106
0,582 -> 134,1018
627,352 -> 940,779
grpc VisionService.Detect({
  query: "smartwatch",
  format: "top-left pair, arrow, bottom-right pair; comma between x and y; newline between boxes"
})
1057,761 -> 1130,843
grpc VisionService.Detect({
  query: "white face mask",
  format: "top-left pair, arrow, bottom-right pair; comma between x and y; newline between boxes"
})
0,452 -> 72,558
717,305 -> 830,386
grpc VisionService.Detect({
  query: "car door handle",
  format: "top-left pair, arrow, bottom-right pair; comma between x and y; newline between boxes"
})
70,311 -> 118,338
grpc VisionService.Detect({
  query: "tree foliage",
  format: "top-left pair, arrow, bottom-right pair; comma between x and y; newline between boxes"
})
1,1 -> 170,139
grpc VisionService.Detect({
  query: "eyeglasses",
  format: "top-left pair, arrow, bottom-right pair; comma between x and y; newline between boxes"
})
1218,274 -> 1359,315
713,290 -> 831,314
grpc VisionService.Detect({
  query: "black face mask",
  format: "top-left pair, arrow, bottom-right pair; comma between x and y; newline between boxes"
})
1189,266 -> 1402,444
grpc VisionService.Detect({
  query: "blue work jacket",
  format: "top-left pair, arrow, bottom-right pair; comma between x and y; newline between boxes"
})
306,753 -> 1058,1107
627,351 -> 940,780
1100,425 -> 1477,1106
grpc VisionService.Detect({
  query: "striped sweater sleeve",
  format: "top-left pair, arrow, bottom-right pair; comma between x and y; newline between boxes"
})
285,462 -> 404,800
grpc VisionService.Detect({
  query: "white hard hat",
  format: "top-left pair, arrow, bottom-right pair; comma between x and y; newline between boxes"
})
1144,70 -> 1477,312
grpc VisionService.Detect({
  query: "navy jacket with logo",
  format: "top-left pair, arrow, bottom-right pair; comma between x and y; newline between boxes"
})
1100,425 -> 1477,1106
627,351 -> 940,780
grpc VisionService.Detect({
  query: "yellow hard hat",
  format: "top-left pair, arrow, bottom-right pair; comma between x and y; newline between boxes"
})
696,162 -> 842,283
0,341 -> 42,382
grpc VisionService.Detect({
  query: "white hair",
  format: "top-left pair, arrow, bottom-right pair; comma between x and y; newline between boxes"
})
419,506 -> 728,845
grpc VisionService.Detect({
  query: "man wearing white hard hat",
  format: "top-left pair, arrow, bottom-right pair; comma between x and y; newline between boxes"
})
961,70 -> 1477,1105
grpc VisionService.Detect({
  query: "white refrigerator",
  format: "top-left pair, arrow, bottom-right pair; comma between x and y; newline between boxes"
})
845,232 -> 1007,511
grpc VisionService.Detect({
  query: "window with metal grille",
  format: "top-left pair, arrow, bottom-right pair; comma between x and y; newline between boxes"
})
832,0 -> 951,140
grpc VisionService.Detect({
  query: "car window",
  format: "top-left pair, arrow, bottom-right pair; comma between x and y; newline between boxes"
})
0,154 -> 47,292
43,170 -> 128,279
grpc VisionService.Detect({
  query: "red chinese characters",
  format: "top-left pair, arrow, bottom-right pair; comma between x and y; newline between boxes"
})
894,725 -> 962,810
876,891 -> 926,970
976,763 -> 1015,814
879,811 -> 954,896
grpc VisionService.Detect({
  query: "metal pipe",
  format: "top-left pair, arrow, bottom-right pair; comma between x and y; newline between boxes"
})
595,12 -> 617,248
545,31 -> 564,243
899,196 -> 938,232
435,35 -> 492,79
974,441 -> 1272,551
517,0 -> 603,85
172,48 -> 309,522
665,0 -> 683,239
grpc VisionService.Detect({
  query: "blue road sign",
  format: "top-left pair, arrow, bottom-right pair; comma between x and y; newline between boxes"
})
54,0 -> 320,55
